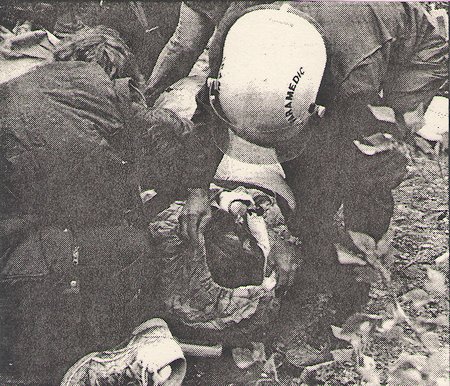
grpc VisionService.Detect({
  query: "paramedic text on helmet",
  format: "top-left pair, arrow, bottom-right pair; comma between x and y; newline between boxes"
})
285,66 -> 305,124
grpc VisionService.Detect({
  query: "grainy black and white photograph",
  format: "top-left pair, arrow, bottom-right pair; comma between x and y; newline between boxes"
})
0,1 -> 448,385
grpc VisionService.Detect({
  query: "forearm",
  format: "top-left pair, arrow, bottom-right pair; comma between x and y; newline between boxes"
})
145,2 -> 214,99
384,6 -> 448,114
383,62 -> 447,114
182,134 -> 223,190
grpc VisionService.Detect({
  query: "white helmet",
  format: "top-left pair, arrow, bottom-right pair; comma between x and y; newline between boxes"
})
210,3 -> 327,151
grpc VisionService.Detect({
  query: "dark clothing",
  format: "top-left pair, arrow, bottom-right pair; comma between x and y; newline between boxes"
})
144,1 -> 270,104
209,2 -> 448,113
196,0 -> 447,216
1,225 -> 159,382
184,1 -> 232,25
0,62 -> 140,231
192,1 -> 447,320
54,2 -> 181,78
0,61 -> 146,261
0,62 -> 160,381
144,2 -> 231,104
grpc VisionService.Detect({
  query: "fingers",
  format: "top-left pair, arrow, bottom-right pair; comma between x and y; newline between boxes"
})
276,262 -> 297,288
188,214 -> 202,245
179,207 -> 188,239
286,262 -> 298,287
198,209 -> 212,234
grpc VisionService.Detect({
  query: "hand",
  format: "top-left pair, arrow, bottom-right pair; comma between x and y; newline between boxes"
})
180,188 -> 212,245
217,190 -> 253,219
275,253 -> 298,288
268,233 -> 299,287
229,201 -> 249,218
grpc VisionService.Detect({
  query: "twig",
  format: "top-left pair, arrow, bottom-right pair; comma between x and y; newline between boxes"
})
403,144 -> 439,196
178,342 -> 223,358
434,142 -> 446,182
300,360 -> 334,381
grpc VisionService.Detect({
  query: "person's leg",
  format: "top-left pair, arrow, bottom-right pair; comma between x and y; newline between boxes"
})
334,143 -> 408,324
282,131 -> 344,297
282,128 -> 378,328
344,188 -> 395,241
342,144 -> 408,242
2,225 -> 160,383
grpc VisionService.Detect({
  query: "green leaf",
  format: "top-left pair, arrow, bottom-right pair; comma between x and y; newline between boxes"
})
364,132 -> 395,147
427,346 -> 449,382
334,315 -> 379,355
341,313 -> 382,336
434,315 -> 449,327
285,345 -> 322,368
376,227 -> 395,257
378,318 -> 397,333
251,342 -> 267,362
435,251 -> 449,267
232,347 -> 256,369
404,103 -> 425,132
381,325 -> 404,341
425,268 -> 447,296
335,243 -> 367,265
354,132 -> 396,157
353,140 -> 391,156
420,331 -> 441,352
401,288 -> 432,310
348,231 -> 377,255
262,353 -> 279,382
368,105 -> 397,123
392,302 -> 407,324
390,353 -> 428,373
331,325 -> 351,342
389,368 -> 425,386
435,378 -> 450,386
358,355 -> 381,386
417,315 -> 449,330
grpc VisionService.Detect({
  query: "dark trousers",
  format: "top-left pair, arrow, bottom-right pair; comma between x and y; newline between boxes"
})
282,119 -> 407,321
1,225 -> 162,383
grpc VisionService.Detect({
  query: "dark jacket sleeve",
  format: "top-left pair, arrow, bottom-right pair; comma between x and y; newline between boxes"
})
382,3 -> 448,113
182,85 -> 224,190
292,2 -> 447,114
144,2 -> 216,103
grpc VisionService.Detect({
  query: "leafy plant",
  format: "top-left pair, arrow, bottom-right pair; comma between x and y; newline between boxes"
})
364,104 -> 448,183
330,228 -> 448,386
232,342 -> 280,384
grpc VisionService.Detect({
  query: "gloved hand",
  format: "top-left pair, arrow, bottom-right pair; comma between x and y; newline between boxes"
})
217,189 -> 254,219
180,188 -> 212,245
268,230 -> 300,288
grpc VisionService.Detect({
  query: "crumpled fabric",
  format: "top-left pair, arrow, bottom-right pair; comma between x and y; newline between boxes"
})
148,200 -> 290,330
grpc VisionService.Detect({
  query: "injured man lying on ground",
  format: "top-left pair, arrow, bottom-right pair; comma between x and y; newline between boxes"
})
0,24 -> 301,385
